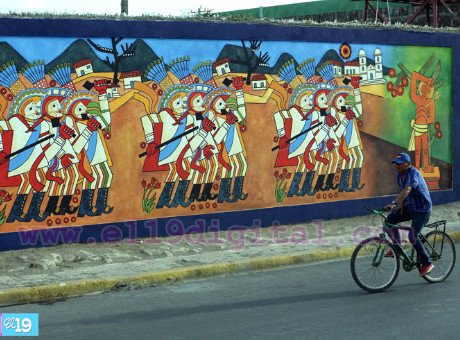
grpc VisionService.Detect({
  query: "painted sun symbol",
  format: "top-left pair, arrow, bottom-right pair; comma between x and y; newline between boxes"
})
339,43 -> 352,60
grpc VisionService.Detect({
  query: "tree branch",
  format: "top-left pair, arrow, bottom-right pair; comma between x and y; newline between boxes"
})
114,37 -> 123,45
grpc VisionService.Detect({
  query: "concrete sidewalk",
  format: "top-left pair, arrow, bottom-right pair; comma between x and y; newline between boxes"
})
1,202 -> 459,306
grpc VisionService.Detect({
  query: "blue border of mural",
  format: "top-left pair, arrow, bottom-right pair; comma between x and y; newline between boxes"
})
0,18 -> 458,250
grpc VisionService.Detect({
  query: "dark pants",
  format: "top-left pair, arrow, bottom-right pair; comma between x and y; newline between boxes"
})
386,209 -> 431,265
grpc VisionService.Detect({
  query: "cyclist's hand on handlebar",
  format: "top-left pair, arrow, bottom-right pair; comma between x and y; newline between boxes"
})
383,205 -> 393,212
384,202 -> 399,212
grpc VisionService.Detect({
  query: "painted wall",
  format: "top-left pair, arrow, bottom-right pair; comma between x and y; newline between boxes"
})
0,18 -> 458,250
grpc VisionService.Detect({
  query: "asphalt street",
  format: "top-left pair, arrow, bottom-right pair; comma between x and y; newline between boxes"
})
2,258 -> 459,339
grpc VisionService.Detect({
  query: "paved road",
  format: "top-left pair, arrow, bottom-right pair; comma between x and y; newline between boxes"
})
2,258 -> 459,339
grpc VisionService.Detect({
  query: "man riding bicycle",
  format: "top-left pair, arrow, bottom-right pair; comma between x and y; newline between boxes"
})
384,152 -> 434,277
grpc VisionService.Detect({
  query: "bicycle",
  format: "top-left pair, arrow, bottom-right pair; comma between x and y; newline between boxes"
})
350,208 -> 456,293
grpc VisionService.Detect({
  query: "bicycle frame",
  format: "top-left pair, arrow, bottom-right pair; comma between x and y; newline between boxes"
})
370,209 -> 445,271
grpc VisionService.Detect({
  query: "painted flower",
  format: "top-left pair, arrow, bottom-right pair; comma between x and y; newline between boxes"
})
154,182 -> 161,189
191,205 -> 196,211
0,88 -> 6,94
213,183 -> 219,191
103,131 -> 111,140
339,43 -> 352,60
391,90 -> 397,98
71,217 -> 77,223
146,183 -> 153,190
386,82 -> 394,92
434,121 -> 441,130
216,175 -> 221,181
141,179 -> 147,188
279,174 -> 284,180
286,173 -> 291,179
49,80 -> 57,87
72,197 -> 79,204
157,89 -> 164,96
0,190 -> 6,198
55,218 -> 61,225
401,77 -> 409,87
273,136 -> 279,143
151,83 -> 158,90
436,130 -> 443,139
199,204 -> 204,210
388,68 -> 396,78
194,77 -> 200,83
205,203 -> 210,208
288,88 -> 293,94
4,194 -> 12,202
6,94 -> 13,101
283,83 -> 289,89
140,142 -> 147,149
283,168 -> 288,175
212,203 -> 217,208
396,85 -> 404,96
274,170 -> 280,178
151,177 -> 158,185
75,189 -> 81,195
64,217 -> 70,223
239,125 -> 247,133
47,219 -> 53,226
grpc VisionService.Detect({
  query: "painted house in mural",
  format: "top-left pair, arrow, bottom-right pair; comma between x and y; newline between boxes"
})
251,74 -> 267,90
213,58 -> 231,76
331,60 -> 343,77
120,71 -> 142,89
358,48 -> 385,85
344,61 -> 360,75
73,59 -> 94,77
106,84 -> 121,98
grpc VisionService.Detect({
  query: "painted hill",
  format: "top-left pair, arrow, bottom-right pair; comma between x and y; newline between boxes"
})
45,39 -> 112,74
44,38 -> 161,81
216,44 -> 272,74
0,42 -> 29,71
271,52 -> 300,76
316,49 -> 343,70
118,39 -> 161,78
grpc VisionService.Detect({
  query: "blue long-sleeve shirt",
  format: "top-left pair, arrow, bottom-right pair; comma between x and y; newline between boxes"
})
397,166 -> 432,212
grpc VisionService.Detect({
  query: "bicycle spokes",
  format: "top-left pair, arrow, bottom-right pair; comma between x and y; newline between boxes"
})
350,237 -> 400,293
421,230 -> 456,283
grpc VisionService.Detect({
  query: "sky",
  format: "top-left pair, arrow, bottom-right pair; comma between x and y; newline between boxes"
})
0,0 -> 316,17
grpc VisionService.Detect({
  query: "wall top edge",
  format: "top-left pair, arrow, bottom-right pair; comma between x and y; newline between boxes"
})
0,16 -> 459,39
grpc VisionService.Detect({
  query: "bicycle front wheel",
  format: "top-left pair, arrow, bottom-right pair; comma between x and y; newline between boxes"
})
350,237 -> 400,293
422,230 -> 456,283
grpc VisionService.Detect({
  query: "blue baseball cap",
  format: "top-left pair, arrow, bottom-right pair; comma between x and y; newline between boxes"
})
392,152 -> 411,164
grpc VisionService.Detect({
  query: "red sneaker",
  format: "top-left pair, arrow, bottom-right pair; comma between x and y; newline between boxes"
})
384,250 -> 394,258
419,263 -> 434,277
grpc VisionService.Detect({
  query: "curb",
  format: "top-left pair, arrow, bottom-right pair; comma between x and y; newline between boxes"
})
1,230 -> 459,307
0,246 -> 356,307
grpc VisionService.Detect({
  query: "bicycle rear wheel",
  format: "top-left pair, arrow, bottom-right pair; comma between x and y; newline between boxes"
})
350,237 -> 400,293
422,230 -> 456,283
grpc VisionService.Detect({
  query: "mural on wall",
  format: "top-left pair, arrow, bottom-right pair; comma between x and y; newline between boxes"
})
0,36 -> 453,232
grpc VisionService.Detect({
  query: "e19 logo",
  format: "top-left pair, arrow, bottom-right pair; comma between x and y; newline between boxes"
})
0,313 -> 39,337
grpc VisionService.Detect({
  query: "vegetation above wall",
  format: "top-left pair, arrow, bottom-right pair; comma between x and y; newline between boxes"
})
0,12 -> 459,35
